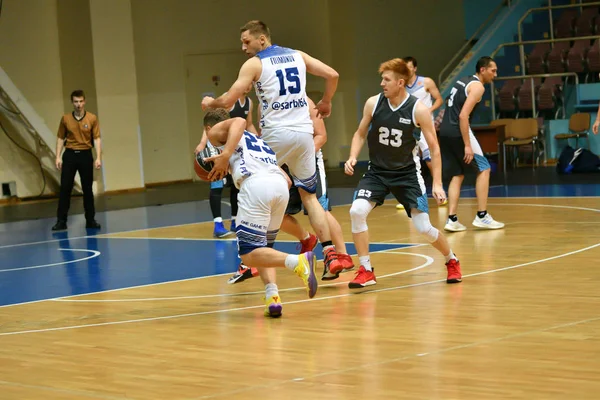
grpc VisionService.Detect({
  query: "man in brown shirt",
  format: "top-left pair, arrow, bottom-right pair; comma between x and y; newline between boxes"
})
52,90 -> 102,231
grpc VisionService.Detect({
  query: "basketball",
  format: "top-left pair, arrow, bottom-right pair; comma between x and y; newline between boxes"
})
194,146 -> 221,182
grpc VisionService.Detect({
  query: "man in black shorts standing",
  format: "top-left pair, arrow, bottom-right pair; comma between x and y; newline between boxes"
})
343,58 -> 462,288
439,56 -> 504,232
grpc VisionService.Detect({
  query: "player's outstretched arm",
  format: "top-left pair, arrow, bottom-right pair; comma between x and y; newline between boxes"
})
245,98 -> 258,135
460,82 -> 485,164
424,77 -> 443,113
344,95 -> 377,176
195,130 -> 208,155
593,102 -> 600,134
300,51 -> 339,118
205,117 -> 246,181
307,97 -> 327,152
415,102 -> 446,204
202,59 -> 260,110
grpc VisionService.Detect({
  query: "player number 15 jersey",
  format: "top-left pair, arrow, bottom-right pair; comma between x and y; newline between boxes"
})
254,45 -> 312,134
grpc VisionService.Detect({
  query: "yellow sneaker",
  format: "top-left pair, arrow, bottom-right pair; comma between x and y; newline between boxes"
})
264,294 -> 282,318
396,203 -> 404,210
294,251 -> 318,298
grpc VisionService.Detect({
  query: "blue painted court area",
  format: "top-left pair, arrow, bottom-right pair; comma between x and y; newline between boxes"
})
0,238 -> 415,306
0,182 -> 598,307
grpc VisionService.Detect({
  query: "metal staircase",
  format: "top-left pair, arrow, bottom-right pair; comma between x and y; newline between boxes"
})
0,66 -> 81,198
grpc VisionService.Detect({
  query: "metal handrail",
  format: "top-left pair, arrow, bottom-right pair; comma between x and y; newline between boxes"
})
438,1 -> 506,86
490,72 -> 579,120
517,1 -> 600,74
490,34 -> 600,58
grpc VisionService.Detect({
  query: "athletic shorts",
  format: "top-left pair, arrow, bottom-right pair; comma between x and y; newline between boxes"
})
235,173 -> 289,255
353,166 -> 428,218
439,129 -> 491,178
284,151 -> 330,215
260,128 -> 317,193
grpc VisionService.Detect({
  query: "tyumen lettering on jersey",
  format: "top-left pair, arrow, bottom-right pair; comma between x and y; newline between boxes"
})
270,55 -> 296,65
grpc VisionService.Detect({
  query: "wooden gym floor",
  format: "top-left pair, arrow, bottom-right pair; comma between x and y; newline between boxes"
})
0,184 -> 599,399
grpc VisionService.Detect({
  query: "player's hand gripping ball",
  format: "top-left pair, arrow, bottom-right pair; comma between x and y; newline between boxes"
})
194,146 -> 221,182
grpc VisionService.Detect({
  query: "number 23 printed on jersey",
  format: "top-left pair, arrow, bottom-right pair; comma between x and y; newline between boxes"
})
378,127 -> 403,147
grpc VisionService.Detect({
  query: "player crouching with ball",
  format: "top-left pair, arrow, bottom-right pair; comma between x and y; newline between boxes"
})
197,109 -> 318,318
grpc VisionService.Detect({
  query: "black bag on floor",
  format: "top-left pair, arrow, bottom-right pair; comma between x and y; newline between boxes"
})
557,146 -> 600,174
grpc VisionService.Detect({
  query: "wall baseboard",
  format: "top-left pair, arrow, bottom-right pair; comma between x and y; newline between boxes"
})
145,179 -> 193,188
103,187 -> 146,196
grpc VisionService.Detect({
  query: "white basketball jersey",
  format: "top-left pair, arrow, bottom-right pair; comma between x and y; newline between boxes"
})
227,130 -> 281,189
254,45 -> 312,134
406,76 -> 432,108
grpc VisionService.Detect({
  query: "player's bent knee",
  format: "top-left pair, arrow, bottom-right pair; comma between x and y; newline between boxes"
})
349,199 -> 372,233
412,212 -> 439,243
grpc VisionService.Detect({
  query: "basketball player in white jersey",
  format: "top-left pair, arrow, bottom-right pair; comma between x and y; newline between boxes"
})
397,56 -> 446,210
202,108 -> 318,318
201,20 -> 344,277
228,96 -> 354,284
196,86 -> 257,238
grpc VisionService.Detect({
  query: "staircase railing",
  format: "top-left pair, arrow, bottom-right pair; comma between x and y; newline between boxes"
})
0,67 -> 81,197
438,1 -> 507,87
516,1 -> 600,74
490,71 -> 579,120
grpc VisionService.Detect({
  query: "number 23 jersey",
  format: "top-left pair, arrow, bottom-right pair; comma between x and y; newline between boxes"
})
228,130 -> 281,189
367,93 -> 420,171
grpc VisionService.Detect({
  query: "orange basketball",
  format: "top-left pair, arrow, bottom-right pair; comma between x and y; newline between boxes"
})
194,146 -> 221,182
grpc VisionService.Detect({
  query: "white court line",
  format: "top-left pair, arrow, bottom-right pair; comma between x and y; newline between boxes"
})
487,202 -> 600,213
0,243 -> 423,309
51,252 -> 434,302
0,249 -> 100,273
0,201 -> 596,310
1,241 -> 598,337
0,191 -> 596,249
192,314 -> 600,400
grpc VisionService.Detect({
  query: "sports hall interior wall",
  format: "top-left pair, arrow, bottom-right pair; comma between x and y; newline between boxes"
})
0,0 -> 467,198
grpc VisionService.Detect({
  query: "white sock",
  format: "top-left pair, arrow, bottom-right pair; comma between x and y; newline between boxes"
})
265,283 -> 279,299
214,217 -> 223,223
284,254 -> 299,270
359,256 -> 372,271
231,216 -> 236,222
444,251 -> 458,263
302,232 -> 310,240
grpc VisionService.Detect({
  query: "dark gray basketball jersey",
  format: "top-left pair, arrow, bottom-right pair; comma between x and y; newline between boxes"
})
229,97 -> 250,119
439,75 -> 481,137
367,93 -> 420,171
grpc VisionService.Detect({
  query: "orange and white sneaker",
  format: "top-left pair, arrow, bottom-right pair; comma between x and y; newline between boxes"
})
227,263 -> 259,284
264,294 -> 283,318
299,233 -> 318,254
348,266 -> 377,289
321,247 -> 344,281
446,258 -> 462,284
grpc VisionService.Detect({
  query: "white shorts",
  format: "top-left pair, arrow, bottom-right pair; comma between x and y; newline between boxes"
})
417,135 -> 431,161
260,128 -> 317,193
236,172 -> 289,255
